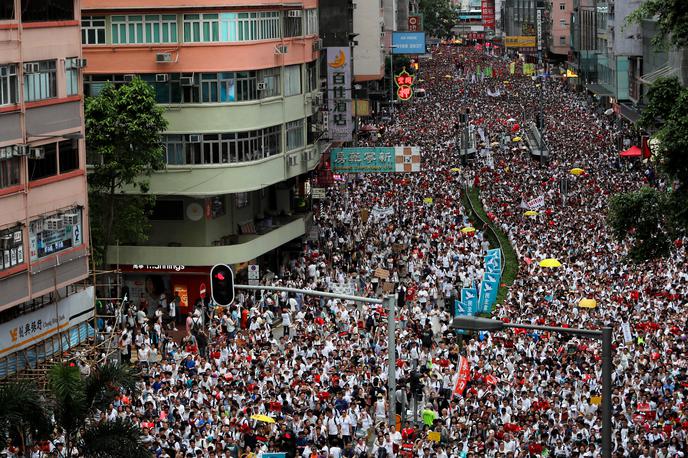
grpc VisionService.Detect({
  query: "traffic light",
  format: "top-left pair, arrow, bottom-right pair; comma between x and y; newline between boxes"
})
210,264 -> 235,306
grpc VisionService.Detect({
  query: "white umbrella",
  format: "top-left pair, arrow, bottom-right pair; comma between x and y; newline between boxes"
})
506,118 -> 516,122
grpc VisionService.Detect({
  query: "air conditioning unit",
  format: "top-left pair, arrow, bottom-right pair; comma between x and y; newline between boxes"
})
28,147 -> 45,159
312,39 -> 323,51
62,213 -> 79,225
188,134 -> 202,143
257,82 -> 267,90
287,10 -> 302,17
180,74 -> 195,86
75,58 -> 88,68
155,73 -> 169,82
123,74 -> 135,82
287,155 -> 299,167
23,62 -> 40,74
313,92 -> 323,106
32,219 -> 44,234
45,217 -> 63,231
156,52 -> 173,63
275,44 -> 289,55
12,145 -> 27,157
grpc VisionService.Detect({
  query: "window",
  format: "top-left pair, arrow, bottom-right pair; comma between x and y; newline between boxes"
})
111,15 -> 144,44
560,19 -> 566,27
560,36 -> 566,45
65,57 -> 79,96
284,65 -> 301,97
143,15 -> 178,43
219,12 -> 280,42
82,16 -> 106,44
306,61 -> 317,92
183,14 -> 219,42
560,2 -> 566,10
0,2 -> 13,20
286,119 -> 304,151
0,150 -> 20,189
24,60 -> 57,102
28,143 -> 57,181
150,200 -> 184,220
283,13 -> 302,38
0,64 -> 18,106
305,9 -> 318,36
235,192 -> 249,208
258,67 -> 281,98
0,225 -> 24,271
58,139 -> 79,173
20,0 -> 73,22
163,125 -> 281,166
29,208 -> 83,261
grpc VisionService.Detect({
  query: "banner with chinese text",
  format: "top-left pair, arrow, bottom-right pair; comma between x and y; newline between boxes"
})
331,147 -> 421,173
327,47 -> 353,142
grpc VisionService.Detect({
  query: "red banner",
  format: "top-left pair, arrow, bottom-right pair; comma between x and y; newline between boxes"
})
481,0 -> 495,29
453,356 -> 470,395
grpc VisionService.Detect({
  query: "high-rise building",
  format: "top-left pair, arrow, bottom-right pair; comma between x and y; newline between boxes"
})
548,0 -> 573,58
0,0 -> 93,378
81,0 -> 323,313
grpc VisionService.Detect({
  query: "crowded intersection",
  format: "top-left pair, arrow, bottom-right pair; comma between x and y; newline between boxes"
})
17,44 -> 688,458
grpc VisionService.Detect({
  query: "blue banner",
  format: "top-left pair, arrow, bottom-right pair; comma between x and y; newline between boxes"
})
331,147 -> 396,173
484,255 -> 501,274
485,248 -> 501,261
392,32 -> 427,54
478,277 -> 499,314
461,287 -> 478,314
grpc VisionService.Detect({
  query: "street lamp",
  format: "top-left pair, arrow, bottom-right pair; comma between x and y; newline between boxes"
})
452,316 -> 613,458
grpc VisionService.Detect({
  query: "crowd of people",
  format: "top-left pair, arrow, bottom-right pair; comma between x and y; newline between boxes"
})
17,44 -> 688,458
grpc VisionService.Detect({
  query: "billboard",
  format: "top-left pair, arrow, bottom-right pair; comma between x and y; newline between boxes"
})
392,32 -> 426,54
481,0 -> 495,29
504,36 -> 537,48
326,47 -> 353,142
330,147 -> 421,173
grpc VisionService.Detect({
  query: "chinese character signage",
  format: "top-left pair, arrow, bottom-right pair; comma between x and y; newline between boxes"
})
331,146 -> 421,173
504,36 -> 537,48
481,0 -> 495,29
395,68 -> 415,101
327,47 -> 353,142
391,32 -> 426,54
408,15 -> 422,32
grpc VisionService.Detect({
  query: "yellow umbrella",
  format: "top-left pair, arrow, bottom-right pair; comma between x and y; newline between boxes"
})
512,136 -> 522,142
461,227 -> 476,233
539,258 -> 562,268
524,210 -> 538,216
251,414 -> 276,424
578,298 -> 597,308
450,167 -> 461,172
570,167 -> 585,176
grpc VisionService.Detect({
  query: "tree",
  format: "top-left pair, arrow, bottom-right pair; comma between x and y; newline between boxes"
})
79,419 -> 151,458
0,382 -> 51,457
607,77 -> 688,261
85,77 -> 168,266
626,0 -> 688,49
419,0 -> 457,39
48,362 -> 141,456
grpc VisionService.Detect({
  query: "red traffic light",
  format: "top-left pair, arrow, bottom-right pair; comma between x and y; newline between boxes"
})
210,264 -> 235,306
215,272 -> 225,281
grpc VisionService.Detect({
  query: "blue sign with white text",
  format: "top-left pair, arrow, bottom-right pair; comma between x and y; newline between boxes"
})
392,32 -> 427,54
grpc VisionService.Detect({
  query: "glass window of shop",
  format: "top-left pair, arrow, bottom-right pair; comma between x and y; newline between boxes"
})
29,208 -> 83,261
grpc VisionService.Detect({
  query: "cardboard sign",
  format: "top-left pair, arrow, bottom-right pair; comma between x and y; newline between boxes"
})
383,282 -> 395,293
427,431 -> 441,442
360,209 -> 370,223
374,268 -> 390,280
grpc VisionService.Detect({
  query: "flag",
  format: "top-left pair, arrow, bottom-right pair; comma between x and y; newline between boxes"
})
509,62 -> 515,74
485,255 -> 501,274
485,248 -> 501,261
461,287 -> 478,314
453,355 -> 470,396
478,275 -> 499,313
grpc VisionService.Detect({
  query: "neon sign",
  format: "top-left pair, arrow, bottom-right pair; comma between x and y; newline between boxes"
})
394,68 -> 415,101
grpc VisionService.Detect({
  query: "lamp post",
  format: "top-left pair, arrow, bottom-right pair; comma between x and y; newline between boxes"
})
452,316 -> 613,458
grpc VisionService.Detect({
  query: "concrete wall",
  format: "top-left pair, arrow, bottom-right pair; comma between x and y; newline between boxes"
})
549,0 -> 573,56
353,0 -> 385,81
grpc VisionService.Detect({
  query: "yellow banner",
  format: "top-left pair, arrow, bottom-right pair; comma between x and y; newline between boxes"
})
505,36 -> 536,48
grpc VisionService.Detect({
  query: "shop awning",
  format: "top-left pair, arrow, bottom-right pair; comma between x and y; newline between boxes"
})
620,145 -> 642,157
585,83 -> 613,96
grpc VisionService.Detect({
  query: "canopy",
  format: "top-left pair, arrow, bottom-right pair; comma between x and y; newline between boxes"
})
620,146 -> 642,157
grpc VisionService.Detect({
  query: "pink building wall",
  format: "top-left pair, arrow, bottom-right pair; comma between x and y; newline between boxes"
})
549,0 -> 573,56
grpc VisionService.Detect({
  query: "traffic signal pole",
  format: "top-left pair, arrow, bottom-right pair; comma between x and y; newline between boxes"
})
233,283 -> 398,429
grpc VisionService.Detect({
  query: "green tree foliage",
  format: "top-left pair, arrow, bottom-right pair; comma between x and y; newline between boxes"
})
419,0 -> 457,39
626,0 -> 688,49
85,77 -> 168,266
80,418 -> 150,458
607,78 -> 688,261
0,382 -> 51,456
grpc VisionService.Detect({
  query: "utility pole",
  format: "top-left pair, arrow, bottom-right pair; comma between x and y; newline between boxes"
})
385,294 -> 397,429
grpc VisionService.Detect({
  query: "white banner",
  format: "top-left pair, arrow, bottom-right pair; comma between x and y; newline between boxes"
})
0,286 -> 94,357
371,205 -> 395,221
523,195 -> 545,210
621,322 -> 633,343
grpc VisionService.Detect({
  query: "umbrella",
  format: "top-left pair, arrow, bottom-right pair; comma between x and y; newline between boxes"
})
578,298 -> 597,308
491,141 -> 500,147
450,167 -> 461,172
570,167 -> 585,176
512,136 -> 522,142
461,227 -> 476,233
539,258 -> 561,268
251,414 -> 276,424
506,118 -> 516,122
524,210 -> 538,216
444,74 -> 453,78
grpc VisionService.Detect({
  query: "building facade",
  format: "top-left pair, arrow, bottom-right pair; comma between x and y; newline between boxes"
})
0,0 -> 93,377
82,0 -> 323,311
548,0 -> 573,58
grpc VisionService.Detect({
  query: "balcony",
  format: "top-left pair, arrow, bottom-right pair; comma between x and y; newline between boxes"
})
105,213 -> 310,266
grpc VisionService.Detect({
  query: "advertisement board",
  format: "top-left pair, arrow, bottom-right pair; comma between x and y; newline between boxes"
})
326,47 -> 353,142
408,15 -> 422,32
504,36 -> 537,48
481,0 -> 495,29
392,32 -> 426,54
330,147 -> 421,173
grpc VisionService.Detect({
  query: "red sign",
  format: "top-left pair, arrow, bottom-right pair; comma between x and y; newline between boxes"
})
199,282 -> 207,299
395,74 -> 413,86
397,85 -> 413,100
453,355 -> 470,395
394,68 -> 414,101
481,0 -> 495,29
408,15 -> 421,32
